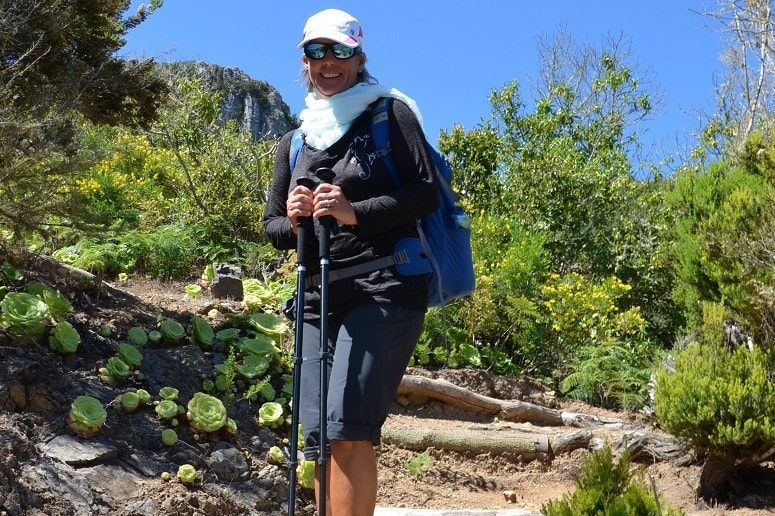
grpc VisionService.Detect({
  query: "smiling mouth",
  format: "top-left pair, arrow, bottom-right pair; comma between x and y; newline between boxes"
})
321,73 -> 341,78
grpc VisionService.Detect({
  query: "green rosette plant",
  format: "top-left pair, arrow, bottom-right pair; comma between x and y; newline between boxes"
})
215,327 -> 241,345
191,316 -> 215,348
117,343 -> 143,369
121,391 -> 141,412
42,288 -> 73,322
239,335 -> 275,356
159,318 -> 185,343
248,313 -> 288,340
155,399 -> 178,420
177,464 -> 197,485
161,428 -> 177,446
186,392 -> 228,433
267,445 -> 284,465
148,330 -> 162,344
159,386 -> 179,401
68,396 -> 107,438
99,356 -> 130,385
0,292 -> 50,337
127,327 -> 148,346
296,459 -> 315,489
258,401 -> 284,428
237,355 -> 269,379
136,388 -> 151,405
185,284 -> 202,299
48,321 -> 81,354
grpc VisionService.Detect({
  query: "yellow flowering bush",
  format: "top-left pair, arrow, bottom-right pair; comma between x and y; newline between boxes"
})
77,129 -> 179,226
541,273 -> 646,348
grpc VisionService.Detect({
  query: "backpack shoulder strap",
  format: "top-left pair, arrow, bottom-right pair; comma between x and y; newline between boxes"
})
288,128 -> 304,172
370,97 -> 401,189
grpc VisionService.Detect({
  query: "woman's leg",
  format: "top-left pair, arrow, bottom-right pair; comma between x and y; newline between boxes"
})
302,304 -> 425,515
317,440 -> 377,516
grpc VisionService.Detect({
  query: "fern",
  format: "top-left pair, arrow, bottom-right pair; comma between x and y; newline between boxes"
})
560,341 -> 651,410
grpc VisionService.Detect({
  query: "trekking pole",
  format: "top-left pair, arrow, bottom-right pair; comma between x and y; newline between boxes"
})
315,167 -> 336,516
287,177 -> 315,516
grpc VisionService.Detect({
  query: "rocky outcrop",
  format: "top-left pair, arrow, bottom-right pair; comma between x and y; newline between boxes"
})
158,61 -> 297,140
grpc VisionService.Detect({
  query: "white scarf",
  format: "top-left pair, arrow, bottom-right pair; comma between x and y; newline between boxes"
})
299,82 -> 424,150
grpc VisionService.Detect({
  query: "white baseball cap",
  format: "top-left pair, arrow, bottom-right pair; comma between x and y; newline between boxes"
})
297,9 -> 364,49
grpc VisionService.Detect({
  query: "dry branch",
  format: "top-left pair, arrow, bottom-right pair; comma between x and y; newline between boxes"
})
397,375 -> 563,425
397,375 -> 628,428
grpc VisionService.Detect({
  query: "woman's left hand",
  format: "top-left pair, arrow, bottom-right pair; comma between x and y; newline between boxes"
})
313,183 -> 357,226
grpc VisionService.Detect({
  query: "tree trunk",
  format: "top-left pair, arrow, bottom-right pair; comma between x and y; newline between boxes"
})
698,456 -> 736,503
614,431 -> 694,465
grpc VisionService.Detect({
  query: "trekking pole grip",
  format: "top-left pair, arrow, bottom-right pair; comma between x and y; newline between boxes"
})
295,177 -> 316,265
315,168 -> 337,248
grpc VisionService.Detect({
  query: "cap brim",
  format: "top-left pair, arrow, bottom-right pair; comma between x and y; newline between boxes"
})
297,30 -> 359,48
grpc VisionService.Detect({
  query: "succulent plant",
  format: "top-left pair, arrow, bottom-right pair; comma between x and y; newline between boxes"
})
0,292 -> 50,337
267,445 -> 285,465
48,321 -> 80,354
117,343 -> 143,368
258,402 -> 284,429
239,335 -> 275,356
121,391 -> 141,412
127,327 -> 148,346
68,396 -> 107,438
187,392 -> 227,433
41,288 -> 73,322
155,399 -> 178,420
161,428 -> 177,446
148,330 -> 162,344
215,327 -> 241,345
159,318 -> 185,343
99,356 -> 130,385
136,388 -> 151,405
158,386 -> 179,401
177,464 -> 197,485
236,355 -> 269,379
184,284 -> 202,298
248,313 -> 288,339
297,459 -> 315,489
191,316 -> 214,348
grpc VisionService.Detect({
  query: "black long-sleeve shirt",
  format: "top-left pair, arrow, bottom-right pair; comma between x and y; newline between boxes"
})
262,99 -> 437,318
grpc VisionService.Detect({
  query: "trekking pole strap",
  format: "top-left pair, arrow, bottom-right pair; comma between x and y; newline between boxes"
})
305,250 -> 410,289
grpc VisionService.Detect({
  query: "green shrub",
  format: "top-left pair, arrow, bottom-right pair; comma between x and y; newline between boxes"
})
655,343 -> 775,461
542,446 -> 681,515
125,224 -> 197,279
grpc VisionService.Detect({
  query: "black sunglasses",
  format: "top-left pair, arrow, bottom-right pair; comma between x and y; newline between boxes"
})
303,42 -> 360,60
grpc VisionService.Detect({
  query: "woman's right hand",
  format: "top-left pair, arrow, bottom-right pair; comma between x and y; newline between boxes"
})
286,185 -> 314,234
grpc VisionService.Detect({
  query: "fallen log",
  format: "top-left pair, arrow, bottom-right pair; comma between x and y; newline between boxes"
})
398,375 -> 631,428
382,426 -> 551,460
397,375 -> 565,426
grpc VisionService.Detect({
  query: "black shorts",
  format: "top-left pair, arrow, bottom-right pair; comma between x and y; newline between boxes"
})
298,303 -> 425,460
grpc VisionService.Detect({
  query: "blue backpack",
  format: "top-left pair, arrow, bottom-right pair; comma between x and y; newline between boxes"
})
289,97 -> 475,307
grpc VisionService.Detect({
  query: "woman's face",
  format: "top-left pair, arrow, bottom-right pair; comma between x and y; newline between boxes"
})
302,38 -> 365,98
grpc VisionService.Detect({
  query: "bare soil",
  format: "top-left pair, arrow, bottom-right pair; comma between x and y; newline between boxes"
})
2,269 -> 774,515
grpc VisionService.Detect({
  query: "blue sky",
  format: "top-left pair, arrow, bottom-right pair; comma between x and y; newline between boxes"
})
122,1 -> 724,172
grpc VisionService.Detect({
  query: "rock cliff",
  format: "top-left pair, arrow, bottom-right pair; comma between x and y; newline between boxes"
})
158,61 -> 297,140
